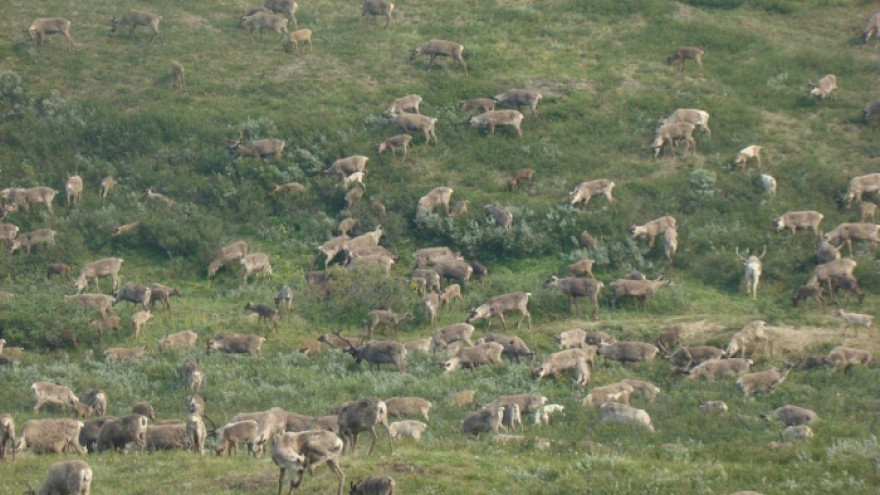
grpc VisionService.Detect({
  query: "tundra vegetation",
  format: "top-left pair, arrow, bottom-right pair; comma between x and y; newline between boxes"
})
2,1 -> 880,495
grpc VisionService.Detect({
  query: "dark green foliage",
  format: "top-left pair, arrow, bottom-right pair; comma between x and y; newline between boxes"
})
0,290 -> 91,350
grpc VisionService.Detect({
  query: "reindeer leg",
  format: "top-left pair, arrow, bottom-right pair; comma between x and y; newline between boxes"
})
366,427 -> 377,455
328,459 -> 345,495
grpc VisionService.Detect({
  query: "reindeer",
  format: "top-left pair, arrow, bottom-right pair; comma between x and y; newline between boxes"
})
609,277 -> 670,309
111,10 -> 164,44
335,332 -> 407,373
27,18 -> 74,51
377,134 -> 412,162
336,397 -> 393,455
362,0 -> 394,28
364,310 -> 414,339
410,39 -> 467,75
467,292 -> 532,331
736,246 -> 766,300
144,188 -> 176,209
228,132 -> 286,159
667,46 -> 704,74
93,177 -> 115,201
171,61 -> 186,93
272,431 -> 344,495
543,275 -> 603,320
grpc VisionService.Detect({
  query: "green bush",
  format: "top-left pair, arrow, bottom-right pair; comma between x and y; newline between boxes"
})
0,291 -> 92,350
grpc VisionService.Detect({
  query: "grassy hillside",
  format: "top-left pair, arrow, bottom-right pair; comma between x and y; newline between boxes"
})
1,0 -> 880,493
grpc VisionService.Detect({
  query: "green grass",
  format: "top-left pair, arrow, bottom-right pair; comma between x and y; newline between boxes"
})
1,0 -> 880,493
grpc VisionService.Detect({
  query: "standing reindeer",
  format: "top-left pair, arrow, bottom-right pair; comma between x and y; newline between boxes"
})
736,246 -> 766,300
111,11 -> 165,44
27,18 -> 74,51
171,61 -> 186,93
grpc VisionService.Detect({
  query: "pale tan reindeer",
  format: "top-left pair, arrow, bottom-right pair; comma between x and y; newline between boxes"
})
27,18 -> 74,51
144,188 -> 176,209
410,39 -> 467,75
378,134 -> 412,162
171,61 -> 186,93
284,29 -> 312,54
100,176 -> 117,199
111,11 -> 165,44
66,176 -> 83,204
240,12 -> 288,41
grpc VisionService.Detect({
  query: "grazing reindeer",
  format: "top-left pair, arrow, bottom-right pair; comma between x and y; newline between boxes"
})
66,176 -> 83,204
100,176 -> 117,199
208,240 -> 248,277
362,0 -> 395,28
24,460 -> 92,495
467,292 -> 532,331
272,431 -> 344,495
667,46 -> 704,75
410,39 -> 468,75
111,11 -> 165,44
378,134 -> 412,162
240,253 -> 273,286
265,0 -> 299,26
508,168 -> 535,191
74,258 -> 124,294
350,476 -> 396,495
245,302 -> 280,333
387,94 -> 422,115
792,281 -> 824,308
27,18 -> 74,51
726,320 -> 772,359
228,134 -> 287,159
335,332 -> 407,373
171,61 -> 186,93
835,309 -> 874,337
240,12 -> 289,41
864,12 -> 880,44
387,113 -> 438,148
144,188 -> 176,209
736,246 -> 766,300
365,310 -> 414,339
609,277 -> 670,310
284,29 -> 312,54
543,275 -> 603,320
337,397 -> 393,455
449,200 -> 469,219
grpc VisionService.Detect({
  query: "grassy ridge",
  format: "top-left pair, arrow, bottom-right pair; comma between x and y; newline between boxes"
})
1,0 -> 880,493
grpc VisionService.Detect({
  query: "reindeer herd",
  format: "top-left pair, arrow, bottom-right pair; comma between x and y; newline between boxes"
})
4,3 -> 880,495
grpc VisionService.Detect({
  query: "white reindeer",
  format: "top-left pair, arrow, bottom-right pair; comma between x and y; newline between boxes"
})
736,246 -> 766,300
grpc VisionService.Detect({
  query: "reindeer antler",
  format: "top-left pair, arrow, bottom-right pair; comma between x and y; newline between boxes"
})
758,245 -> 768,260
679,346 -> 695,366
735,247 -> 747,262
203,413 -> 218,438
333,330 -> 356,350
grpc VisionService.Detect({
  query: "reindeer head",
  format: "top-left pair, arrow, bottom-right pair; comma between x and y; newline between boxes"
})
736,246 -> 767,264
